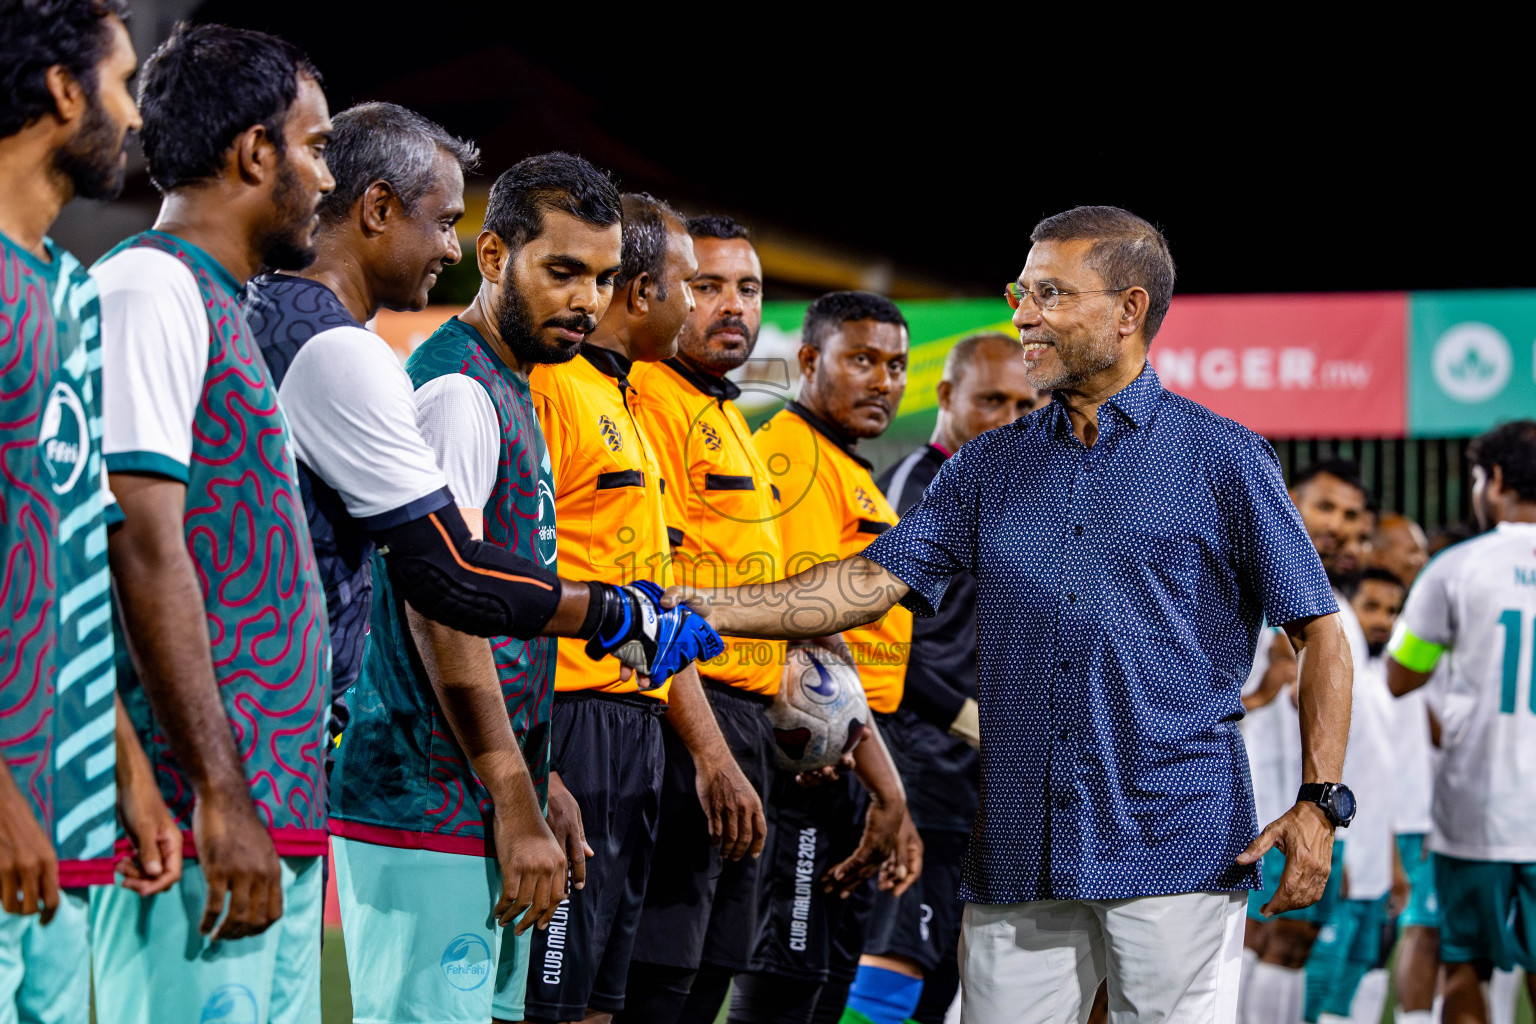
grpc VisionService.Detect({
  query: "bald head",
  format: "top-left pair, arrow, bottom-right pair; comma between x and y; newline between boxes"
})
1372,513 -> 1429,587
934,332 -> 1049,452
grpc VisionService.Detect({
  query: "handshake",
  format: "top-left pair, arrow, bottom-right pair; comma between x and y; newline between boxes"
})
583,580 -> 723,689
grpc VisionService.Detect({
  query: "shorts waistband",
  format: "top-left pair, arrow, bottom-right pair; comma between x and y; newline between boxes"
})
703,678 -> 774,707
554,690 -> 667,714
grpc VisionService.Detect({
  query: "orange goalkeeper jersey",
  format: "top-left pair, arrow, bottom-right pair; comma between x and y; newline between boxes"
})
753,402 -> 912,713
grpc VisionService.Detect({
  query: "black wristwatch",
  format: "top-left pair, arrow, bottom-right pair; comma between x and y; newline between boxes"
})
1297,783 -> 1356,828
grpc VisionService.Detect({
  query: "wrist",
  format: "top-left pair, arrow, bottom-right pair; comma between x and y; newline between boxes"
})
577,582 -> 613,640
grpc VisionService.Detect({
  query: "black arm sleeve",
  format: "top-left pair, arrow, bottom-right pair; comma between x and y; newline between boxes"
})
372,506 -> 563,641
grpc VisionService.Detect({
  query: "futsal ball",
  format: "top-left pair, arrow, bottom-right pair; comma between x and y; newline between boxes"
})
767,645 -> 870,773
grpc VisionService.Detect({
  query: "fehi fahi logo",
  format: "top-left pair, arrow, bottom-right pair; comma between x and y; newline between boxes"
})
441,933 -> 493,991
199,984 -> 259,1024
1432,322 -> 1512,403
38,380 -> 88,495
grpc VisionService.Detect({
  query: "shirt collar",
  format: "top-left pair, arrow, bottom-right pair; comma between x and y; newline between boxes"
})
785,401 -> 873,470
1037,361 -> 1164,437
1098,361 -> 1162,429
665,356 -> 741,402
1496,521 -> 1536,535
930,440 -> 953,459
580,342 -> 634,387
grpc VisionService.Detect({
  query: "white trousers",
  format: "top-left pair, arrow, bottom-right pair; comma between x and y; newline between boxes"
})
959,890 -> 1247,1024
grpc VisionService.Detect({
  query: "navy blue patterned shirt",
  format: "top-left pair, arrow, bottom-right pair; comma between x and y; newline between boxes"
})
861,363 -> 1336,904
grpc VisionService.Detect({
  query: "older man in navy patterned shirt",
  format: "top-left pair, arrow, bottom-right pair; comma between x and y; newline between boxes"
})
666,207 -> 1354,1023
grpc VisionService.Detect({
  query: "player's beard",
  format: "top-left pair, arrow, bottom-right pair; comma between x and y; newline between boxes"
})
1022,309 -> 1120,391
497,283 -> 594,366
53,99 -> 131,201
678,314 -> 756,374
257,162 -> 319,272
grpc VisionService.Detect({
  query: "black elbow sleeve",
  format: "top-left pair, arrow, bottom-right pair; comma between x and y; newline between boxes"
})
374,508 -> 562,640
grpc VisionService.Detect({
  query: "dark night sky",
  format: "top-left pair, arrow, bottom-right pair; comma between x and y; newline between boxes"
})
183,5 -> 1525,298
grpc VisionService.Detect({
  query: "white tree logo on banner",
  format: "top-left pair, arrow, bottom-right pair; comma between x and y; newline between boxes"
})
1433,322 -> 1511,403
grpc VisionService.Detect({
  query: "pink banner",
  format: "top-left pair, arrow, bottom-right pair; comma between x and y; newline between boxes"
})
1148,293 -> 1407,438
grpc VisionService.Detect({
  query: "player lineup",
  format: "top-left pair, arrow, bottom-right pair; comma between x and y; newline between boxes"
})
5,6 -> 1536,1024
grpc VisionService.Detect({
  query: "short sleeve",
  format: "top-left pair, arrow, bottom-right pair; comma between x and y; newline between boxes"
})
280,326 -> 450,526
413,374 -> 499,511
1397,553 -> 1457,650
96,248 -> 208,482
1224,434 -> 1338,628
860,441 -> 978,618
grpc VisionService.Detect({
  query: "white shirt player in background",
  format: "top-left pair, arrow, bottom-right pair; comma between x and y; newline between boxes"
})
1240,460 -> 1370,1024
1388,420 -> 1536,1024
1304,569 -> 1408,1024
1369,512 -> 1447,1024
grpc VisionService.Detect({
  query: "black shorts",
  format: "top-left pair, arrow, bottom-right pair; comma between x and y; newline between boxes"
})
749,770 -> 870,983
524,693 -> 665,1022
861,828 -> 967,975
631,682 -> 777,972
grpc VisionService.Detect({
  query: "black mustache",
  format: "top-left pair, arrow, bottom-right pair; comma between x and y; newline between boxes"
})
546,314 -> 597,335
706,316 -> 752,339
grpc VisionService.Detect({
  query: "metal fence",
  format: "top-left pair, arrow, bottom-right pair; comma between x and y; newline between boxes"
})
1272,437 -> 1475,532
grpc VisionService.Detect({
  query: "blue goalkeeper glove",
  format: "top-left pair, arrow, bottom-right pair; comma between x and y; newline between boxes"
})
583,580 -> 724,689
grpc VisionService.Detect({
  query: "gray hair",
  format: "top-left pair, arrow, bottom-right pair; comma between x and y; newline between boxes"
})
1029,206 -> 1176,342
317,101 -> 480,223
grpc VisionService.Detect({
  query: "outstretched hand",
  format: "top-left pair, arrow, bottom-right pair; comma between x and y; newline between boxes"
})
585,582 -> 723,688
1237,801 -> 1335,916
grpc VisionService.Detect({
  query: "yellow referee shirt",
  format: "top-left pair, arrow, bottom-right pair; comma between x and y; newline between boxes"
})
753,402 -> 912,714
631,358 -> 784,696
531,344 -> 673,700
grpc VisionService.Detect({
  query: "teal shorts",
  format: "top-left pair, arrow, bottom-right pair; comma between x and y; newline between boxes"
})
1247,840 -> 1346,924
1397,833 -> 1441,929
1435,854 -> 1536,971
90,855 -> 323,1024
0,888 -> 90,1024
332,836 -> 530,1024
1303,895 -> 1390,1021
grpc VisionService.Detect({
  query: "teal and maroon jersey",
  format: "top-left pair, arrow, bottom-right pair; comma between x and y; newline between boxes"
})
0,232 -> 119,886
329,317 -> 557,855
98,231 -> 331,856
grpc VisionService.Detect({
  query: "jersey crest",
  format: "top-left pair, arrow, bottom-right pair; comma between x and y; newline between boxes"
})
599,413 -> 624,452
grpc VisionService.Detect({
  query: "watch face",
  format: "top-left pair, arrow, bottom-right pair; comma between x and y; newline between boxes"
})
1330,785 -> 1357,825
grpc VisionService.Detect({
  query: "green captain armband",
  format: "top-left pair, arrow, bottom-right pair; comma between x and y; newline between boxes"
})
1387,621 -> 1445,674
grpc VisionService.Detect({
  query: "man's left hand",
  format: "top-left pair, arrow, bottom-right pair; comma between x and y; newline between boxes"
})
879,810 -> 924,897
824,793 -> 903,898
116,771 -> 184,897
1237,801 -> 1335,916
695,754 -> 766,862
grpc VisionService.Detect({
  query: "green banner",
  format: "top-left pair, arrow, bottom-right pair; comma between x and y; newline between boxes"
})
745,299 -> 1014,445
1409,291 -> 1536,437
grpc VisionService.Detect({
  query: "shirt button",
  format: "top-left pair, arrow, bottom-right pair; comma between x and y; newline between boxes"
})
1074,524 -> 1084,536
1059,660 -> 1070,672
1067,593 -> 1077,604
1059,728 -> 1071,741
1055,793 -> 1070,809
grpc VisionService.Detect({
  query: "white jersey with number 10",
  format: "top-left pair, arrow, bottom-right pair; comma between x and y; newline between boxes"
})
1392,521 -> 1536,862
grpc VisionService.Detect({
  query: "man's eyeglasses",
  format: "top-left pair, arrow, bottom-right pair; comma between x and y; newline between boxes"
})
1005,281 -> 1130,311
